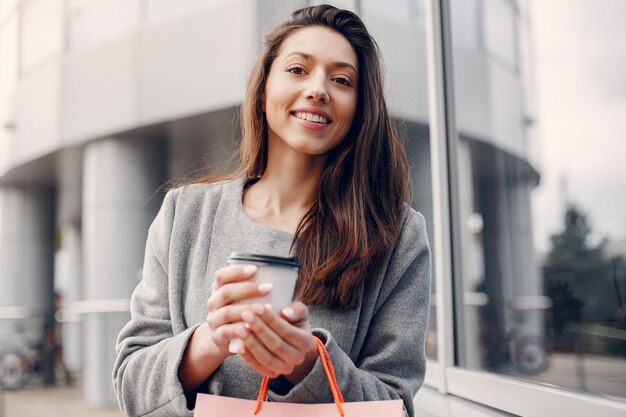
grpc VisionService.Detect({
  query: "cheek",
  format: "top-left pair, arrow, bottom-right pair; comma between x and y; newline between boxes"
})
340,97 -> 358,130
265,79 -> 291,110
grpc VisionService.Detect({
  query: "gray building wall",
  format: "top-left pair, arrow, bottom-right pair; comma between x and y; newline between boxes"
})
0,0 -> 541,412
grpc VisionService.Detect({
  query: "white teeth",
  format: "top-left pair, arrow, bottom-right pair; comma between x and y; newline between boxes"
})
295,112 -> 328,124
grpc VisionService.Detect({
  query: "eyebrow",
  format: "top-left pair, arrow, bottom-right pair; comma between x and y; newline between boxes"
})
282,51 -> 357,73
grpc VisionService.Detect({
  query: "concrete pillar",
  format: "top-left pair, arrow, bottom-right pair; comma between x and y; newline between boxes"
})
0,186 -> 55,360
55,147 -> 84,374
55,221 -> 83,372
81,137 -> 164,406
456,139 -> 483,369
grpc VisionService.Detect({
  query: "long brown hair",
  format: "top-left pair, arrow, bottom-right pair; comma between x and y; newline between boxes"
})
190,5 -> 410,309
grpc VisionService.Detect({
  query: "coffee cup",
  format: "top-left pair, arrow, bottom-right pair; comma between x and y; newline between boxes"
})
226,253 -> 299,353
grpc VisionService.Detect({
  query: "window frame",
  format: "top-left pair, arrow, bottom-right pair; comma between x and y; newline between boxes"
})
421,0 -> 626,416
423,0 -> 456,393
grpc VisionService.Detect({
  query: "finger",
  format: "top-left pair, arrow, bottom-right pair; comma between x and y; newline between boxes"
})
256,303 -> 315,353
210,323 -> 247,350
206,303 -> 261,329
280,302 -> 309,326
242,306 -> 305,365
212,264 -> 258,290
237,344 -> 280,378
206,280 -> 273,311
238,326 -> 293,376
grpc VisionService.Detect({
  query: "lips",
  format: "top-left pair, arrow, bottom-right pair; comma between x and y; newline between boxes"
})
290,108 -> 332,124
293,112 -> 330,124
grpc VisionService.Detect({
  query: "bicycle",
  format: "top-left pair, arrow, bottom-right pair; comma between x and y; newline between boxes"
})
506,296 -> 551,376
0,344 -> 32,390
0,322 -> 56,390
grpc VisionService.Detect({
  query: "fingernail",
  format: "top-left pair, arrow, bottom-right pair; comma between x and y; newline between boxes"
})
243,265 -> 257,275
264,303 -> 272,311
242,311 -> 255,323
282,307 -> 296,319
252,304 -> 265,314
258,282 -> 273,293
236,326 -> 247,338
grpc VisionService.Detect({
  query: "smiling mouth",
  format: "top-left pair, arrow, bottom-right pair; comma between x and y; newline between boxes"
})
291,111 -> 331,124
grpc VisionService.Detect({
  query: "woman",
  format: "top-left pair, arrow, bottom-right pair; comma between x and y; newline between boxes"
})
113,5 -> 431,417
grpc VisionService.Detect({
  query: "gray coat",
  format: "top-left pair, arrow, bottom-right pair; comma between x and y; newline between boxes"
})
112,178 -> 431,417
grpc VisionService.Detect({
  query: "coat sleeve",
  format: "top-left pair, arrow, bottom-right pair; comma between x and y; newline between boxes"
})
112,189 -> 198,417
266,209 -> 432,417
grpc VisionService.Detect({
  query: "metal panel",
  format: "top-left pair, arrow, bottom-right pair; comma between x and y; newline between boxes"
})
447,367 -> 626,417
424,0 -> 458,392
20,0 -> 64,71
61,37 -> 136,145
138,0 -> 254,125
66,0 -> 141,52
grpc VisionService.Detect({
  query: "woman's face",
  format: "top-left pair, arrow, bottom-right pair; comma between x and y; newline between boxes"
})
263,26 -> 358,158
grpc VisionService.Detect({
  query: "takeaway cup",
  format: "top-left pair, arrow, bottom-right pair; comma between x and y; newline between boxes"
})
227,253 -> 299,353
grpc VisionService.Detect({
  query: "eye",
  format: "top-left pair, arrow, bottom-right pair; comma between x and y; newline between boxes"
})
287,66 -> 306,75
333,77 -> 353,87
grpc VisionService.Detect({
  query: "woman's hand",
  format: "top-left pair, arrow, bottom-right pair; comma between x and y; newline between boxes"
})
236,301 -> 318,384
204,264 -> 273,355
179,264 -> 272,391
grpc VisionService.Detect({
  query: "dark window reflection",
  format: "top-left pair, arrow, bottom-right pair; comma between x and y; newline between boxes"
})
543,206 -> 626,390
451,0 -> 626,399
456,137 -> 626,397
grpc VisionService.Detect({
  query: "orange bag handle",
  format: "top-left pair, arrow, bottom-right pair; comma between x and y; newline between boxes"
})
253,335 -> 345,416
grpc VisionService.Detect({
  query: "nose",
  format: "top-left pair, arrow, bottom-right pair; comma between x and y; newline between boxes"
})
304,72 -> 329,102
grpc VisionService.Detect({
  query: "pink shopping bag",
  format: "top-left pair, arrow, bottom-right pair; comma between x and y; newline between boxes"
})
194,336 -> 405,417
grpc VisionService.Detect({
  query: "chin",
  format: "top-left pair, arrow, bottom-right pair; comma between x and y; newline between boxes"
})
294,146 -> 329,157
285,138 -> 332,156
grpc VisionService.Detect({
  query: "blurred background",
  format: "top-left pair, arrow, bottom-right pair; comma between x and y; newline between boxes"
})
0,0 -> 624,416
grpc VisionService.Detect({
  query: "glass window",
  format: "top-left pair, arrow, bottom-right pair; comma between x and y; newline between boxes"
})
361,0 -> 437,360
451,0 -> 626,400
